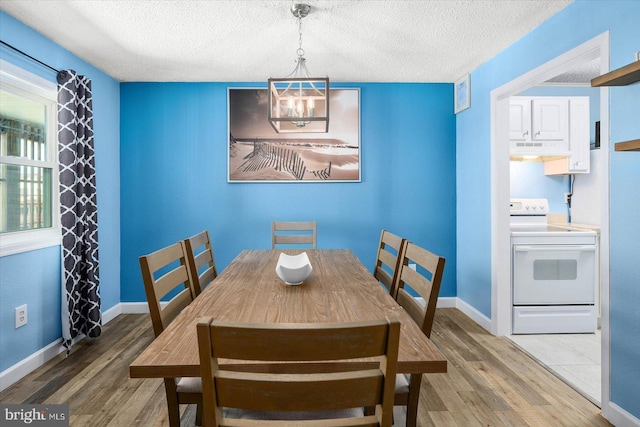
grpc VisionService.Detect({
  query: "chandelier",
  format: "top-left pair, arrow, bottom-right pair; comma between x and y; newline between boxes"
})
268,3 -> 329,133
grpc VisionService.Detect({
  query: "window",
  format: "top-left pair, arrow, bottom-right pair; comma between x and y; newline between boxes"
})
0,60 -> 59,256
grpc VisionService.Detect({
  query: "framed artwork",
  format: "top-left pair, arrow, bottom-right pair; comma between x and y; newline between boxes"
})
454,74 -> 470,114
228,88 -> 360,182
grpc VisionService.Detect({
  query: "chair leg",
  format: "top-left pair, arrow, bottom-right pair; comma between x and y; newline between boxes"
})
164,378 -> 181,427
406,374 -> 422,427
195,403 -> 203,426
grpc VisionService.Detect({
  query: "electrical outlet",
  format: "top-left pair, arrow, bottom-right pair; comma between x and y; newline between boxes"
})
564,193 -> 571,204
15,304 -> 27,328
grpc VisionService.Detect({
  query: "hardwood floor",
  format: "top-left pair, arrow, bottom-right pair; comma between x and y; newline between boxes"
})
0,308 -> 611,426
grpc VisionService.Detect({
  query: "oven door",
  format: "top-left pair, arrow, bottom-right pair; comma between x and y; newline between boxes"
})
513,244 -> 595,305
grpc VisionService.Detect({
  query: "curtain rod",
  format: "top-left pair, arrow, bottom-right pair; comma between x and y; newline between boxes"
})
0,40 -> 60,74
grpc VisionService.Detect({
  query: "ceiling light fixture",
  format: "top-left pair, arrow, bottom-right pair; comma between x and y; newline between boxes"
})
268,3 -> 329,133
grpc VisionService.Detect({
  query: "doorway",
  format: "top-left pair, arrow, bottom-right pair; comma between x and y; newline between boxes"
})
490,32 -> 610,407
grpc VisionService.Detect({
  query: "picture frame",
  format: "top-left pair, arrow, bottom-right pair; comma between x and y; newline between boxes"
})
228,87 -> 361,183
454,74 -> 470,114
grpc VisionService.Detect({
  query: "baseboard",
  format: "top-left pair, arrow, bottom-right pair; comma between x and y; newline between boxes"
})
437,297 -> 457,308
0,338 -> 64,392
0,302 -> 122,392
119,302 -> 152,314
101,303 -> 122,324
603,401 -> 640,427
413,296 -> 456,308
455,297 -> 492,332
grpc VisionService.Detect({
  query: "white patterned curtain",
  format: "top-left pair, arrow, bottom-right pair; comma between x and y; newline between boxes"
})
57,70 -> 101,352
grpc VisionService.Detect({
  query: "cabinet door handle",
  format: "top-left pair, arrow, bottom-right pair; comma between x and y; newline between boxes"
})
535,131 -> 541,136
523,130 -> 529,137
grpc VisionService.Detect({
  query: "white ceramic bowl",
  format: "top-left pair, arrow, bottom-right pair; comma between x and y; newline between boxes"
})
276,252 -> 313,285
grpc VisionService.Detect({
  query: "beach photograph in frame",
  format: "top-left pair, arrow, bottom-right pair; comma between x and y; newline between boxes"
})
454,74 -> 470,113
228,88 -> 360,182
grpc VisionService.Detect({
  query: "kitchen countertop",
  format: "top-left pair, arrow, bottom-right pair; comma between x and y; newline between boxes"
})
552,222 -> 601,233
547,213 -> 601,233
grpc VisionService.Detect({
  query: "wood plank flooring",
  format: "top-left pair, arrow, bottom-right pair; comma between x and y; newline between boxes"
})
0,308 -> 611,426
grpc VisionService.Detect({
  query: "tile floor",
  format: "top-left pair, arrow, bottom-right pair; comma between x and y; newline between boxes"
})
508,329 -> 601,406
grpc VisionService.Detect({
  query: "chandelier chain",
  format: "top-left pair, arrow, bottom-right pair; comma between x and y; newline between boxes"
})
297,15 -> 304,58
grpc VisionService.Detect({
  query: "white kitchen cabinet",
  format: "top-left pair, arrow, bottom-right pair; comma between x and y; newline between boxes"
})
532,98 -> 569,142
509,96 -> 590,175
510,97 -> 569,155
544,97 -> 590,174
509,98 -> 531,141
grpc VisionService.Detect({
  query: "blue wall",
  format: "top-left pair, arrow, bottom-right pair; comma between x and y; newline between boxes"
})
120,82 -> 457,303
456,0 -> 640,418
0,12 -> 120,372
509,162 -> 568,212
0,247 -> 61,370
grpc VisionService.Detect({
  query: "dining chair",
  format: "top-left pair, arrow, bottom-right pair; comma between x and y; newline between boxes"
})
196,317 -> 400,427
392,241 -> 446,427
271,220 -> 317,249
373,229 -> 407,298
139,242 -> 202,427
183,230 -> 217,297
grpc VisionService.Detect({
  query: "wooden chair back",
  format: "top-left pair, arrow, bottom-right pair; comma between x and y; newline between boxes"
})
394,242 -> 446,338
390,242 -> 445,427
139,242 -> 202,426
183,230 -> 217,297
139,242 -> 195,338
197,317 -> 400,427
272,221 -> 317,249
373,229 -> 406,298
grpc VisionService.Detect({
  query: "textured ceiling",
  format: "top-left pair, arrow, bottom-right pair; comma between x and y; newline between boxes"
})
545,57 -> 600,84
0,0 -> 572,83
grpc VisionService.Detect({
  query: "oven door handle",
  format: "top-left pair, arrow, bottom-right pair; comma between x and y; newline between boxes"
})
514,245 -> 595,252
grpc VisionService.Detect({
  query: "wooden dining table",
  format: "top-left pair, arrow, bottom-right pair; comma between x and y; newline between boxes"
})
129,249 -> 447,378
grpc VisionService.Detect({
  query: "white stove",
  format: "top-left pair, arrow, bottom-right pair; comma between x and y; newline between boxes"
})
510,198 -> 597,334
510,198 -> 596,239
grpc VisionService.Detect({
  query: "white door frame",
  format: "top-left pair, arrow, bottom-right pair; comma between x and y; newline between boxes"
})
489,31 -> 610,409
